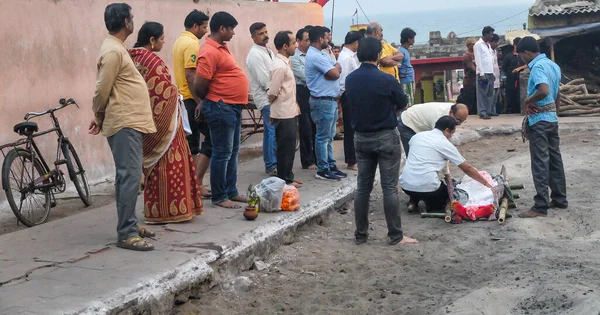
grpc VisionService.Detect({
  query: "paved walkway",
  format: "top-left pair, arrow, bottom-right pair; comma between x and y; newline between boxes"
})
0,144 -> 357,314
0,114 -> 598,314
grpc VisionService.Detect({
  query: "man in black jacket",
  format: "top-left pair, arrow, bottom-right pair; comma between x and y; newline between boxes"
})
345,37 -> 418,246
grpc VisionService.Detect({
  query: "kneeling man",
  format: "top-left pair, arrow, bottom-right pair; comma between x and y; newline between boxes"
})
400,116 -> 491,213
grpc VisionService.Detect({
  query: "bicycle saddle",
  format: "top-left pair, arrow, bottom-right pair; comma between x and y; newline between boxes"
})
13,121 -> 38,136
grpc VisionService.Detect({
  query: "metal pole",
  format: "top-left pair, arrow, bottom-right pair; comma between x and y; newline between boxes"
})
330,0 -> 335,38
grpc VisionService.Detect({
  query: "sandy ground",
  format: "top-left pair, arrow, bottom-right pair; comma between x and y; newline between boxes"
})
175,131 -> 600,315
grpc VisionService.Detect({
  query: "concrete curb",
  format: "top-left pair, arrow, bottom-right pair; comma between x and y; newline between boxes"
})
72,174 -> 374,315
452,121 -> 600,146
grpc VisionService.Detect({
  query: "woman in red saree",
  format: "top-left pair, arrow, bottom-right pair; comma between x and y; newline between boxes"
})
129,22 -> 204,224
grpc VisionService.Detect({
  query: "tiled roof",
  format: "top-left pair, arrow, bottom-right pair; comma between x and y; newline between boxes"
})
529,0 -> 600,16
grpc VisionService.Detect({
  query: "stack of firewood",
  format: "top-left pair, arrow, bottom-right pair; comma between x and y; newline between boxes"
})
558,78 -> 600,117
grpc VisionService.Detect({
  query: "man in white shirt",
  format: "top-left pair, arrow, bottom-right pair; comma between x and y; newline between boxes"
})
474,26 -> 496,120
338,31 -> 362,170
400,116 -> 492,213
398,102 -> 469,156
247,22 -> 276,175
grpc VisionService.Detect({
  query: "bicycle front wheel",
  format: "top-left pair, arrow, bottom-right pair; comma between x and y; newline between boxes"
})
63,141 -> 91,206
1,149 -> 51,227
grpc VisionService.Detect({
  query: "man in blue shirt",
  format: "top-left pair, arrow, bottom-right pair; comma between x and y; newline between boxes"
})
345,36 -> 417,246
305,26 -> 346,181
517,36 -> 567,218
399,27 -> 416,107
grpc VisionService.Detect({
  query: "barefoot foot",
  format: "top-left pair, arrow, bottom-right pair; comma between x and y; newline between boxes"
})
215,200 -> 241,209
231,195 -> 248,203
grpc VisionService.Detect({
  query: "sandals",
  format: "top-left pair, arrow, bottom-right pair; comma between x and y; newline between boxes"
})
137,225 -> 156,238
117,236 -> 154,251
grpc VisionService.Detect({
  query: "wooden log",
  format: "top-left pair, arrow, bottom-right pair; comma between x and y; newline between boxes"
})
566,78 -> 585,86
577,99 -> 600,105
421,213 -> 446,219
560,95 -> 575,105
559,108 -> 600,116
509,183 -> 524,190
568,94 -> 600,101
498,197 -> 509,224
561,84 -> 587,94
558,104 -> 594,112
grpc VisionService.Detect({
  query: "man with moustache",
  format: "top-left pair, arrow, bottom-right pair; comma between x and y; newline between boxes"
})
247,22 -> 277,175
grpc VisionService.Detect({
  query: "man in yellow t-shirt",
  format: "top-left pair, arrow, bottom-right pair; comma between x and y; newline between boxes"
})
173,9 -> 211,197
365,22 -> 404,81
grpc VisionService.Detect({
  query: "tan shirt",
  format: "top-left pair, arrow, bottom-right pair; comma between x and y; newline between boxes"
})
268,54 -> 299,119
93,35 -> 156,137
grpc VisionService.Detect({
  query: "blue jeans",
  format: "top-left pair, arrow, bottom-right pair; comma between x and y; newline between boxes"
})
261,106 -> 277,172
309,98 -> 337,172
201,99 -> 241,204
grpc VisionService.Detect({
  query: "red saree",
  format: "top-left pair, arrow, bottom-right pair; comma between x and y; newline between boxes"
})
129,48 -> 204,224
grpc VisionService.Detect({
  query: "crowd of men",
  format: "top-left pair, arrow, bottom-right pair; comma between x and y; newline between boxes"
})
459,26 -> 528,119
91,3 -> 566,250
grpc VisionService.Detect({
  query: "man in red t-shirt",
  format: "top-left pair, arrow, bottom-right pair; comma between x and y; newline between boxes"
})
193,11 -> 250,209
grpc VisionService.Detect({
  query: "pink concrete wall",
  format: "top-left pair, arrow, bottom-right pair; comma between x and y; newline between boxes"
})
0,0 -> 323,194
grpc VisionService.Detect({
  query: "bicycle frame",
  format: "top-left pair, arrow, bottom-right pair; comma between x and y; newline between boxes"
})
26,111 -> 69,188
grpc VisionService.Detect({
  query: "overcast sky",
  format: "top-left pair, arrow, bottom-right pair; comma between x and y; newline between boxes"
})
277,0 -> 533,17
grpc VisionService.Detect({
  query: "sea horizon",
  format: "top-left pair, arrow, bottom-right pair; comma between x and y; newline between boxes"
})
327,4 -> 531,45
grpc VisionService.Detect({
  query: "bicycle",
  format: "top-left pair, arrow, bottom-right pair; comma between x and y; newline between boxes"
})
0,98 -> 91,227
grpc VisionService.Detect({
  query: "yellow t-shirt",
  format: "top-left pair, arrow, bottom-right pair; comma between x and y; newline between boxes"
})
173,31 -> 200,100
379,41 -> 399,81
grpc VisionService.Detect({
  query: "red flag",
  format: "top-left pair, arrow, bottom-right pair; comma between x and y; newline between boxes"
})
313,0 -> 328,6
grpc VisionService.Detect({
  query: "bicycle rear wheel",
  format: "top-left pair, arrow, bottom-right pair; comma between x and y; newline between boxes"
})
63,141 -> 91,206
1,149 -> 51,227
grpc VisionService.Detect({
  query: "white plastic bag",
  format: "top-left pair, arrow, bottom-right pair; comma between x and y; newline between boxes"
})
255,177 -> 286,213
456,171 -> 497,207
178,95 -> 192,135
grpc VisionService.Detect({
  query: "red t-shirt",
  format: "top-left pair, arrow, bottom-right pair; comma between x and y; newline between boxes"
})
196,37 -> 249,104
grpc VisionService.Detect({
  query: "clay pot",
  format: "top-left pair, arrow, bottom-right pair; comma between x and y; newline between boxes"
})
243,206 -> 258,221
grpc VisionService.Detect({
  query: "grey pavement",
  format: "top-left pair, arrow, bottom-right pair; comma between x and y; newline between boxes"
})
0,114 -> 598,314
0,142 -> 358,315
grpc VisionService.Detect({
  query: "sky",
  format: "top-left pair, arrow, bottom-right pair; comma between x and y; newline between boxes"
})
276,0 -> 535,44
277,0 -> 534,18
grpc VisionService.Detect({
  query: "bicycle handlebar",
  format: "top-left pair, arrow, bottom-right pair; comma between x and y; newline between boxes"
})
25,98 -> 79,121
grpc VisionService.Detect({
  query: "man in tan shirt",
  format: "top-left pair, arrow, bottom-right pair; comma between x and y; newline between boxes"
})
89,3 -> 156,251
268,31 -> 301,187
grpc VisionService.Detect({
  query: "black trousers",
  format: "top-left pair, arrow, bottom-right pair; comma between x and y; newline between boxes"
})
397,116 -> 416,157
458,85 -> 477,115
529,121 -> 568,213
184,98 -> 212,157
505,84 -> 521,114
402,181 -> 449,213
296,85 -> 316,168
341,92 -> 356,165
273,117 -> 297,183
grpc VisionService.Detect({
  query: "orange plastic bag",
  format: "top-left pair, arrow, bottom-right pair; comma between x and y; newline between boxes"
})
281,185 -> 300,211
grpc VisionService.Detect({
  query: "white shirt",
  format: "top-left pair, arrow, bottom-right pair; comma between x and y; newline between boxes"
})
474,38 -> 494,75
400,129 -> 466,192
492,52 -> 500,88
247,44 -> 275,110
400,102 -> 453,133
338,47 -> 359,94
290,48 -> 307,85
